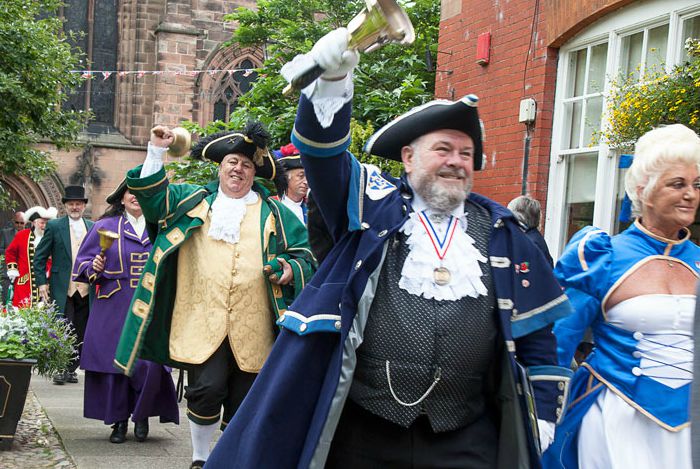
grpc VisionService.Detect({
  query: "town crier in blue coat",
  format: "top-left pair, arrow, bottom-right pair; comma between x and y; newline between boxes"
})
206,28 -> 573,469
72,180 -> 179,444
114,122 -> 315,468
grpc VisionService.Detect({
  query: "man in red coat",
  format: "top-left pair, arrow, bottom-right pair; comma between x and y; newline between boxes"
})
5,206 -> 57,307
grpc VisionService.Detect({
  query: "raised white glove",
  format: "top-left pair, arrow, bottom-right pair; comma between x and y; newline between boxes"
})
310,28 -> 360,80
7,268 -> 19,282
537,418 -> 556,453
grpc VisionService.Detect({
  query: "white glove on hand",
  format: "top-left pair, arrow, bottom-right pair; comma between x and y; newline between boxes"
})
7,268 -> 19,282
310,28 -> 360,80
537,419 -> 556,453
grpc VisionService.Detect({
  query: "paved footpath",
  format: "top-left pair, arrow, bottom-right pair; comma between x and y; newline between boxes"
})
2,370 -> 220,469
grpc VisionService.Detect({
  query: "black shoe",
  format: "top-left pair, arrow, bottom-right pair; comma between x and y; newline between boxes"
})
134,419 -> 149,442
52,372 -> 66,385
190,461 -> 206,469
109,420 -> 128,444
65,371 -> 78,383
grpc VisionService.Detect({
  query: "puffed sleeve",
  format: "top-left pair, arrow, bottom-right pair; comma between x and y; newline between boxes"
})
554,226 -> 612,300
553,288 -> 600,367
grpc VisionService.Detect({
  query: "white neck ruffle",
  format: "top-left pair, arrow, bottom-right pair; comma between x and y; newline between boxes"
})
398,211 -> 488,301
208,190 -> 259,244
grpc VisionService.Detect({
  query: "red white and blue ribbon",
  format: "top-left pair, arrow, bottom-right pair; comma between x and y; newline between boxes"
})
416,210 -> 458,260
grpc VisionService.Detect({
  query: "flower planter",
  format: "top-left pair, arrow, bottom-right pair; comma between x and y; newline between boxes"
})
0,358 -> 36,450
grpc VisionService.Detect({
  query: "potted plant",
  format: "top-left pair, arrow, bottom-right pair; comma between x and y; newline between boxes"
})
0,301 -> 77,450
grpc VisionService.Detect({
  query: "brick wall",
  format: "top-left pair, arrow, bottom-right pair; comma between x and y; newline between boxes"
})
437,0 -> 633,214
437,0 -> 556,209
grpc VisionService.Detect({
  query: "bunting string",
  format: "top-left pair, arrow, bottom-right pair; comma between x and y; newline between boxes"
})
70,67 -> 258,80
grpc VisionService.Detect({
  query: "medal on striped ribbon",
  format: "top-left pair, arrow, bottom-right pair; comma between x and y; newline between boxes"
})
417,211 -> 458,286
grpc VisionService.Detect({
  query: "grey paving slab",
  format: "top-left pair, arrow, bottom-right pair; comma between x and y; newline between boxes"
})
30,370 -> 221,469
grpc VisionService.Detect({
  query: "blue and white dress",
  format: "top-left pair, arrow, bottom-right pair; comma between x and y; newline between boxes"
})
543,220 -> 700,469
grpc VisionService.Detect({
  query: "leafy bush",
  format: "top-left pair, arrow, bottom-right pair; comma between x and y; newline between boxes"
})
602,38 -> 700,149
0,302 -> 77,378
166,0 -> 431,185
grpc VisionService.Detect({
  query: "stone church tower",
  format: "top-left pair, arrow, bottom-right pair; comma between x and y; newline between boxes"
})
1,0 -> 262,222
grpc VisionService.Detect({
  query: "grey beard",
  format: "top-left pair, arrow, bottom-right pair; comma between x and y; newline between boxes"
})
412,176 -> 471,216
34,227 -> 44,237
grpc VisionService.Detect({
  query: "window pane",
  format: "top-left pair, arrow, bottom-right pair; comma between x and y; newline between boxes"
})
233,59 -> 258,94
620,31 -> 643,81
564,152 -> 598,246
214,100 -> 228,122
90,0 -> 118,128
565,101 -> 583,149
62,0 -> 89,113
583,96 -> 603,146
645,24 -> 669,74
613,162 -> 632,235
680,15 -> 700,62
567,49 -> 587,98
587,43 -> 608,93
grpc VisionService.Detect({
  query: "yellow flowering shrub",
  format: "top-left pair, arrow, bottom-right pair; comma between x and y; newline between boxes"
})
602,38 -> 700,149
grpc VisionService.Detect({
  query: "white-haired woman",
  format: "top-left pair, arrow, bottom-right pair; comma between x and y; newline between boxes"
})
543,124 -> 700,469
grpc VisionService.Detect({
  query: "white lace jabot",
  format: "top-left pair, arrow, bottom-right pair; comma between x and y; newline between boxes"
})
208,190 -> 259,244
398,192 -> 488,301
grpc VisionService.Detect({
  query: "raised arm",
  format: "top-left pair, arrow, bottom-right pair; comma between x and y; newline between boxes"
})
287,28 -> 361,241
127,126 -> 203,227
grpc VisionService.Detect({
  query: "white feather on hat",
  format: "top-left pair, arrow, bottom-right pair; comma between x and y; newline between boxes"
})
23,206 -> 58,223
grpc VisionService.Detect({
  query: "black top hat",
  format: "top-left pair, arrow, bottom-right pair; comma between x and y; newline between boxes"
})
62,185 -> 88,203
363,94 -> 485,170
106,179 -> 127,205
191,121 -> 276,180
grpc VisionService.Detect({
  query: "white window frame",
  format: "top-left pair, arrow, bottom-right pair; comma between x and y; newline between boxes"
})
545,0 -> 700,259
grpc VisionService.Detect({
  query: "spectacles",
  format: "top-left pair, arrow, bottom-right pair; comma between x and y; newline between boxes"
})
13,221 -> 24,226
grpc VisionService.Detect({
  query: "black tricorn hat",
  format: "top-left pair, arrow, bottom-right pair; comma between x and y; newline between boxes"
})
106,178 -> 127,205
273,144 -> 304,195
363,94 -> 485,170
190,121 -> 276,180
62,185 -> 88,203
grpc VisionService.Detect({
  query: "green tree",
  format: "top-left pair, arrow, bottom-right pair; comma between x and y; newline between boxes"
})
0,0 -> 86,207
169,0 -> 439,184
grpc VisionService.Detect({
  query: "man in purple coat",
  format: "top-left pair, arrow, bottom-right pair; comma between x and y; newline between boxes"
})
72,180 -> 179,443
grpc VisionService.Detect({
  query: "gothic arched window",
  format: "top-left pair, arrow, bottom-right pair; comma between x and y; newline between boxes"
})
213,58 -> 259,122
60,0 -> 118,133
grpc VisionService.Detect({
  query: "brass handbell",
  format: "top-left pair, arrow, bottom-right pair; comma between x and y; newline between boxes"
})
283,0 -> 415,94
167,127 -> 192,158
97,229 -> 120,256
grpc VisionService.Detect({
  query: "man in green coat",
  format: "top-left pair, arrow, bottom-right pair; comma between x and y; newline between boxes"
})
114,122 -> 315,469
34,186 -> 95,385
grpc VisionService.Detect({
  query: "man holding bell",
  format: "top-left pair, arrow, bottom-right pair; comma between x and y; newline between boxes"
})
206,28 -> 573,469
113,123 -> 315,469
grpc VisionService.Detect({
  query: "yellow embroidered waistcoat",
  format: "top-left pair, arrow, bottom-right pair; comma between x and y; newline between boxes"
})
169,198 -> 275,371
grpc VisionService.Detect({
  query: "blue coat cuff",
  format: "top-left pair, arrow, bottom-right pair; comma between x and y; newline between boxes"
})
277,311 -> 342,335
528,365 -> 574,423
511,294 -> 573,338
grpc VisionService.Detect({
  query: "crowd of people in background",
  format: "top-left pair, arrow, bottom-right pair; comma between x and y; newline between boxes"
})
3,28 -> 700,469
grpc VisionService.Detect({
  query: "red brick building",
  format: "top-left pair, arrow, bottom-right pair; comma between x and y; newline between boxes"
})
437,0 -> 700,255
1,0 -> 261,221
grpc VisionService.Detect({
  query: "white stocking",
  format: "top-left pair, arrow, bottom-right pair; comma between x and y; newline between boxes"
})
190,421 -> 218,462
